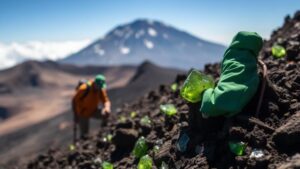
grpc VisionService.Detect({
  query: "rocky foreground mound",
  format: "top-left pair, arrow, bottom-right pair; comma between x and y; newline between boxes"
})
26,12 -> 300,169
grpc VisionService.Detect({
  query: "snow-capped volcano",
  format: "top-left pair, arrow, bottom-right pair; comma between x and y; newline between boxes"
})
62,19 -> 226,69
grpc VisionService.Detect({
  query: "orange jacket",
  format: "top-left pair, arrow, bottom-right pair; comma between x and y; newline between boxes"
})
72,80 -> 110,118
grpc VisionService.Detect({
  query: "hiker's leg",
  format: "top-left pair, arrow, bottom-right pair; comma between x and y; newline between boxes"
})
92,109 -> 107,127
79,117 -> 90,137
92,109 -> 102,119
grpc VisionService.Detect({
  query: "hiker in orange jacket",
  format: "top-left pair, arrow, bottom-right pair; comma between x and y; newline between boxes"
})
72,74 -> 111,137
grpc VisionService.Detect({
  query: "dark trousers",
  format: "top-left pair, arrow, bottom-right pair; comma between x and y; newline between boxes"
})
78,110 -> 102,137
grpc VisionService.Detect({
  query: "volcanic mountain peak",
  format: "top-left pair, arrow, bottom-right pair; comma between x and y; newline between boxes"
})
61,19 -> 226,69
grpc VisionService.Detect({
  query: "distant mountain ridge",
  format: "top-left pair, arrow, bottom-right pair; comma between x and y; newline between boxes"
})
0,60 -> 136,92
62,19 -> 226,69
109,60 -> 184,108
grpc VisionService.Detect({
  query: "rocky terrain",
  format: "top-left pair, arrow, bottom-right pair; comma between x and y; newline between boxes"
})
0,60 -> 183,167
22,11 -> 300,169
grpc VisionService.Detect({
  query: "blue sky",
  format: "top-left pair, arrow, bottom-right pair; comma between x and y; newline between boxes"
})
1,0 -> 299,45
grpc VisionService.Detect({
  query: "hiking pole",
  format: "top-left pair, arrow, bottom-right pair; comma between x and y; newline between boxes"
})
255,59 -> 267,117
73,112 -> 77,144
72,101 -> 77,144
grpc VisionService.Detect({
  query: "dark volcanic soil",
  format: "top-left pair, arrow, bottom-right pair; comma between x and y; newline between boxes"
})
26,12 -> 300,169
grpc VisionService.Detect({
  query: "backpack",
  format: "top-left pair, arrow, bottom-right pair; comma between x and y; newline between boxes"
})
75,79 -> 92,101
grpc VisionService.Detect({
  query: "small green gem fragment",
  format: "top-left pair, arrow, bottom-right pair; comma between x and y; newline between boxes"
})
69,144 -> 75,151
138,155 -> 153,169
101,161 -> 113,169
133,137 -> 148,158
130,111 -> 137,118
140,115 -> 151,126
160,104 -> 177,116
229,141 -> 246,156
171,83 -> 178,92
272,45 -> 286,58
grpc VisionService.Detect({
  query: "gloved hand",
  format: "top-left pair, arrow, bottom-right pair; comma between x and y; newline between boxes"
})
101,106 -> 111,118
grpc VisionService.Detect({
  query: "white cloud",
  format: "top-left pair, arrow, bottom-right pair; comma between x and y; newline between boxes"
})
0,39 -> 91,69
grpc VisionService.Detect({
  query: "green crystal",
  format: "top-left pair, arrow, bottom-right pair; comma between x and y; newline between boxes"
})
138,155 -> 153,169
106,134 -> 113,142
160,104 -> 177,116
171,83 -> 178,92
118,115 -> 126,123
140,115 -> 151,126
180,69 -> 215,103
272,45 -> 286,58
103,134 -> 113,142
130,111 -> 137,118
176,133 -> 190,152
69,144 -> 75,151
153,145 -> 160,153
229,141 -> 246,156
101,161 -> 113,169
133,137 -> 148,158
160,161 -> 169,169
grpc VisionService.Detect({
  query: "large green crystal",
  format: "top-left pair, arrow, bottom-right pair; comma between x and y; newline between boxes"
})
180,69 -> 215,103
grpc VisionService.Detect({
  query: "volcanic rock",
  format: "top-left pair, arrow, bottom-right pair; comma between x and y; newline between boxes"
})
272,112 -> 300,153
112,128 -> 138,148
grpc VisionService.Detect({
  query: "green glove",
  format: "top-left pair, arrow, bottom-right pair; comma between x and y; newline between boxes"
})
200,31 -> 263,117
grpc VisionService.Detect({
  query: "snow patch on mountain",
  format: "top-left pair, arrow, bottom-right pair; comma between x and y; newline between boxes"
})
124,30 -> 133,39
144,39 -> 154,49
120,46 -> 130,54
93,44 -> 105,56
114,29 -> 124,37
148,28 -> 157,37
135,30 -> 145,39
